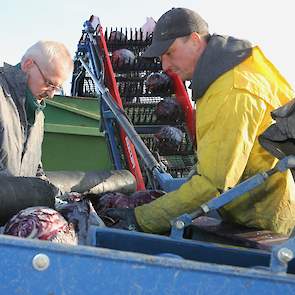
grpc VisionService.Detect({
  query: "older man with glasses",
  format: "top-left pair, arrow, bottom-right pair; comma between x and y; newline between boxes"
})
0,40 -> 73,178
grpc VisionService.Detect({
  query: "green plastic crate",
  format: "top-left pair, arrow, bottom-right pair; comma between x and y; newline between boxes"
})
42,95 -> 113,171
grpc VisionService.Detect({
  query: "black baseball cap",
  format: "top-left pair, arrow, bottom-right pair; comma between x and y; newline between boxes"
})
142,7 -> 209,58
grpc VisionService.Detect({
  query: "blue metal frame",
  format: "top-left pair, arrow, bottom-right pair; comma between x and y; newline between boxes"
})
270,236 -> 295,273
169,156 -> 295,237
87,226 -> 271,268
100,101 -> 124,169
1,233 -> 295,295
78,18 -> 193,192
74,22 -> 125,170
153,169 -> 187,192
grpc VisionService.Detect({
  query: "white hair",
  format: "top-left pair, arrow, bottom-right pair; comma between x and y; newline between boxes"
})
21,40 -> 73,76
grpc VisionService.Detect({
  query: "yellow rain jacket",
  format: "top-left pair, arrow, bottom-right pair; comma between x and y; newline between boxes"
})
135,44 -> 295,235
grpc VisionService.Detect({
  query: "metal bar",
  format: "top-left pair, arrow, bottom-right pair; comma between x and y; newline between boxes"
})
188,172 -> 270,220
100,102 -> 124,170
200,172 -> 269,214
79,58 -> 162,173
187,156 -> 295,222
83,20 -> 147,190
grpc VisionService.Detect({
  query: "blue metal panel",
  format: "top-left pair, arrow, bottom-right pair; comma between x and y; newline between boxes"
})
1,234 -> 295,295
89,226 -> 271,269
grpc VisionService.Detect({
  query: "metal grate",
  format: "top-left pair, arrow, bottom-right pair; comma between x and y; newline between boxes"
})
105,27 -> 153,56
160,154 -> 196,178
82,77 -> 96,97
124,97 -> 185,125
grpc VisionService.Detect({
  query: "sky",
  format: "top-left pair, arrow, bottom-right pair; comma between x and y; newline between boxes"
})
0,0 -> 294,94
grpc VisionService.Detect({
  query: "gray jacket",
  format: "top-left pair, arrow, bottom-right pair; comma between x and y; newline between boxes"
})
0,63 -> 44,176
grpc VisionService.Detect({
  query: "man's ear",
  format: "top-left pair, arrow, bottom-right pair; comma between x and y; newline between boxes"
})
21,58 -> 34,73
190,32 -> 207,53
190,32 -> 202,43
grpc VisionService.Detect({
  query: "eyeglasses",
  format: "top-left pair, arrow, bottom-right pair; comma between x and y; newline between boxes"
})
33,60 -> 63,92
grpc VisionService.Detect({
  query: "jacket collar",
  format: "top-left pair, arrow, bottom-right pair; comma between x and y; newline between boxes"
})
191,34 -> 252,100
1,63 -> 28,103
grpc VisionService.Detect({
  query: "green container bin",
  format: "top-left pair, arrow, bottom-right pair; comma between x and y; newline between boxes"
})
42,95 -> 114,171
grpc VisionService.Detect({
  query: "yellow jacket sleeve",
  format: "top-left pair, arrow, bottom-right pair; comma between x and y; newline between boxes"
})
135,89 -> 266,233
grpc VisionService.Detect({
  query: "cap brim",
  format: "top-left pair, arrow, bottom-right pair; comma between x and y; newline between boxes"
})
142,38 -> 175,58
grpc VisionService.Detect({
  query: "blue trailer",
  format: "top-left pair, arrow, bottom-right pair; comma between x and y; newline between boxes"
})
1,213 -> 295,294
1,156 -> 295,294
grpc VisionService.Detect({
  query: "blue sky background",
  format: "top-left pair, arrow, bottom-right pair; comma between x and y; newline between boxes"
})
1,0 -> 294,94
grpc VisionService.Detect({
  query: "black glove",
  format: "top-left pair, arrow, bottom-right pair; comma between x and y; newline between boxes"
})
104,208 -> 141,231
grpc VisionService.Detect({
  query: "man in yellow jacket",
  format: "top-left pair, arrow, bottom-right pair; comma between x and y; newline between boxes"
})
107,7 -> 295,235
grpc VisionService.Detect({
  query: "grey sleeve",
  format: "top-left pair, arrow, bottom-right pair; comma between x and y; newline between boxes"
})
0,120 -> 11,176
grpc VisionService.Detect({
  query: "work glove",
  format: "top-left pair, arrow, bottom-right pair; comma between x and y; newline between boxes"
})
104,208 -> 141,231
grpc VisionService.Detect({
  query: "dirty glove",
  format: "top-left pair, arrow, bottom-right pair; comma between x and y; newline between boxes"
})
104,208 -> 141,231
